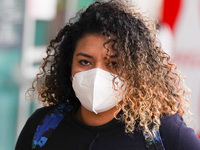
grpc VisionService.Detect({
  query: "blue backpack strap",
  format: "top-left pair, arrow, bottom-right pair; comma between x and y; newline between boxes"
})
32,103 -> 73,149
144,129 -> 165,150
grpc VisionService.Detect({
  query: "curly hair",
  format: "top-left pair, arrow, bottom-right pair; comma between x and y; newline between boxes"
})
29,0 -> 190,140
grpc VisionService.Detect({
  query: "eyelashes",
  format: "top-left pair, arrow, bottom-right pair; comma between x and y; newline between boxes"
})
78,59 -> 118,68
78,60 -> 92,66
110,61 -> 118,67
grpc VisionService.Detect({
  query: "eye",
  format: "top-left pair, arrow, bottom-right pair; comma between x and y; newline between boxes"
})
79,60 -> 92,66
107,61 -> 118,68
111,61 -> 118,67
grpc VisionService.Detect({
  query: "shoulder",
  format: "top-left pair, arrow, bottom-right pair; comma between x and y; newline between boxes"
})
160,113 -> 183,131
160,113 -> 200,150
25,103 -> 73,124
15,105 -> 57,150
27,105 -> 57,124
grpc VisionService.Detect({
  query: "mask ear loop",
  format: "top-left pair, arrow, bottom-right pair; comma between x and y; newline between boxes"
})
71,73 -> 75,82
71,70 -> 75,81
70,76 -> 73,81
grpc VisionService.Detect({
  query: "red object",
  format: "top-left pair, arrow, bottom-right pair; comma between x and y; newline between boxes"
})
161,0 -> 182,32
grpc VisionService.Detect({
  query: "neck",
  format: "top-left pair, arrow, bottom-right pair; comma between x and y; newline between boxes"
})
76,105 -> 120,126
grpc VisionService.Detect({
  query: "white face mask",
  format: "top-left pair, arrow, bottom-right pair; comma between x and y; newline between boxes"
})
72,68 -> 123,114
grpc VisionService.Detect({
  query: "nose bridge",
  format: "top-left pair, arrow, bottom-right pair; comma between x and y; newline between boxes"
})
94,61 -> 108,71
93,47 -> 110,71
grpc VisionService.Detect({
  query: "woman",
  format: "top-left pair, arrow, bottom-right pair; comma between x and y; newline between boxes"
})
15,0 -> 200,150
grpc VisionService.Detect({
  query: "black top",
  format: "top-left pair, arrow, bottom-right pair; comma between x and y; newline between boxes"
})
15,105 -> 200,150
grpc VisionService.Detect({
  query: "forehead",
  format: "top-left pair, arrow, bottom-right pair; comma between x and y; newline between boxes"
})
74,34 -> 116,56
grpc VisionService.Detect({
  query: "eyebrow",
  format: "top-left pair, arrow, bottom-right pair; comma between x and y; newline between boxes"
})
76,52 -> 93,58
76,52 -> 117,59
109,54 -> 117,58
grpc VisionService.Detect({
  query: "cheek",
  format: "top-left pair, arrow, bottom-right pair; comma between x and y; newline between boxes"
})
71,59 -> 77,77
71,58 -> 83,77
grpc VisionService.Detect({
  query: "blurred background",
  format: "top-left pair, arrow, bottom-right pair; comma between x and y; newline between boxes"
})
0,0 -> 200,149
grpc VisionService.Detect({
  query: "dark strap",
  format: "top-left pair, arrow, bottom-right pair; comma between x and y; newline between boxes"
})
32,103 -> 165,150
144,129 -> 165,150
32,103 -> 73,149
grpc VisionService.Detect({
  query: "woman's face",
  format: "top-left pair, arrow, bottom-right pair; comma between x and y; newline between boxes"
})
72,34 -> 118,77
